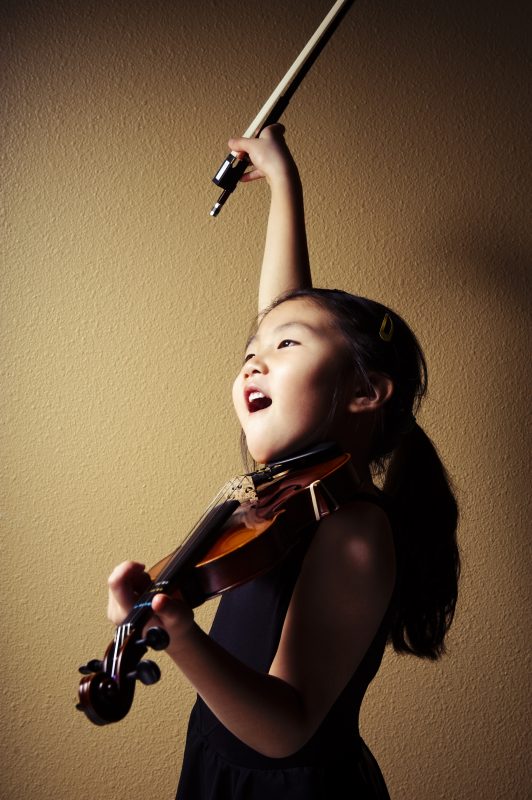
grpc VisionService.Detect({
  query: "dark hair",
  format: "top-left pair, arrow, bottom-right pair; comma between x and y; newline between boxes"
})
263,288 -> 460,660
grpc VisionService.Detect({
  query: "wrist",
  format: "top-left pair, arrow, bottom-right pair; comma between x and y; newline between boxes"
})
165,617 -> 201,660
268,166 -> 302,200
267,155 -> 300,185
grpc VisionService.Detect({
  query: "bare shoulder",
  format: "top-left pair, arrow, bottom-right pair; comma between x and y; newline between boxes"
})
304,497 -> 395,596
280,498 -> 396,650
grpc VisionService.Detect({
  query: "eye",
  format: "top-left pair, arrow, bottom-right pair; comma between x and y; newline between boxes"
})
243,352 -> 255,363
278,339 -> 298,349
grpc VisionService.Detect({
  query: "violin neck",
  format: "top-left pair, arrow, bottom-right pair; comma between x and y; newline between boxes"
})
123,497 -> 241,632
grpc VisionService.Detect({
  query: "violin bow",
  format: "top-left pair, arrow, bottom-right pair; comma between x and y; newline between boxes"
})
210,0 -> 355,217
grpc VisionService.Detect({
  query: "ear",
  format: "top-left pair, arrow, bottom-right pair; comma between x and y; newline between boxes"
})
347,373 -> 394,414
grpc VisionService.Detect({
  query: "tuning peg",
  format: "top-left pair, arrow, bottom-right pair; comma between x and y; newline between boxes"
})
78,658 -> 104,675
137,626 -> 170,651
127,660 -> 161,686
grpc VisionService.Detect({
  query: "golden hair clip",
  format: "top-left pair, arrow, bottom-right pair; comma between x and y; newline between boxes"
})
379,313 -> 394,342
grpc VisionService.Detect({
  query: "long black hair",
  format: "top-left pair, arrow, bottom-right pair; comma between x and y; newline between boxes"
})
263,288 -> 460,660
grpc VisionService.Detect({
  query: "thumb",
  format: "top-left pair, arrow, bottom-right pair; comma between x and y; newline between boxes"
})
151,593 -> 194,637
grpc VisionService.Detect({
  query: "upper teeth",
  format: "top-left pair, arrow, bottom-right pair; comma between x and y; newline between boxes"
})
249,391 -> 265,402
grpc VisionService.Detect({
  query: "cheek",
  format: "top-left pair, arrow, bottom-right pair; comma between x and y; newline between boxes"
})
293,361 -> 338,404
297,365 -> 344,424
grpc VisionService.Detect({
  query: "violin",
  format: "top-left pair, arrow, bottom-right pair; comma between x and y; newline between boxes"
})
76,441 -> 360,725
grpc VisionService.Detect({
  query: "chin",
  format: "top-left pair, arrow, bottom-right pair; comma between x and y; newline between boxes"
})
246,439 -> 288,466
247,446 -> 277,466
247,436 -> 317,466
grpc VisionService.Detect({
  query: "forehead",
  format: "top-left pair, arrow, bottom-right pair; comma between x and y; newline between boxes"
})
255,297 -> 334,336
249,298 -> 337,344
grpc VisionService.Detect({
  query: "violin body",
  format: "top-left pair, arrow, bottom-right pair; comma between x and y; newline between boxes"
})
77,442 -> 359,725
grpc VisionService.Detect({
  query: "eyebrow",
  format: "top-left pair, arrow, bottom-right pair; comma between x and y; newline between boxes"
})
245,320 -> 322,351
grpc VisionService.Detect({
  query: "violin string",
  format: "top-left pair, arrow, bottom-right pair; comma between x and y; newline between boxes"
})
121,480 -> 246,632
149,474 -> 259,584
111,623 -> 130,677
119,469 -> 272,633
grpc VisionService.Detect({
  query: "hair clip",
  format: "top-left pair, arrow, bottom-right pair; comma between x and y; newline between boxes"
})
379,313 -> 394,342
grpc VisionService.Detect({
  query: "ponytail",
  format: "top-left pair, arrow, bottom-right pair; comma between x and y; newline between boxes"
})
384,423 -> 460,660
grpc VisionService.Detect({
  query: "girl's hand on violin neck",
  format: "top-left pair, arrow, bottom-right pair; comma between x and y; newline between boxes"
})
151,593 -> 195,652
107,561 -> 151,625
107,561 -> 195,648
228,124 -> 299,187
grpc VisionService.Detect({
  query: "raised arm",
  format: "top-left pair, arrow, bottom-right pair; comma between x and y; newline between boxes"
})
228,125 -> 312,312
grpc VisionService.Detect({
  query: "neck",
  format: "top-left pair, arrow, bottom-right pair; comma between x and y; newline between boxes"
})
348,452 -> 373,488
331,416 -> 375,487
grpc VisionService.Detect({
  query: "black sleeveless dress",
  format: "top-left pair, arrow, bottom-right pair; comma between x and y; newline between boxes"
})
176,496 -> 392,800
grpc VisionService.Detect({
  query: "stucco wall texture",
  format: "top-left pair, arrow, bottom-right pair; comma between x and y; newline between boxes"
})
2,1 -> 530,798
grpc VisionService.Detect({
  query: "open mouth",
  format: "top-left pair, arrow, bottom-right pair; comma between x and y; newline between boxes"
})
246,390 -> 272,413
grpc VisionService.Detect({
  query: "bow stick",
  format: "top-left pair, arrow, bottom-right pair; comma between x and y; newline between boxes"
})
210,0 -> 355,217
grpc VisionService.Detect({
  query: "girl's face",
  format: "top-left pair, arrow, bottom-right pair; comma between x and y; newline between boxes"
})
232,298 -> 349,464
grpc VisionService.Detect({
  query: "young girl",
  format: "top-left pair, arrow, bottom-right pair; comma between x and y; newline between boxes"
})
108,125 -> 460,799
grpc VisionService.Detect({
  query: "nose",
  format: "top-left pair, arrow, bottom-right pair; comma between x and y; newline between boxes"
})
243,353 -> 267,378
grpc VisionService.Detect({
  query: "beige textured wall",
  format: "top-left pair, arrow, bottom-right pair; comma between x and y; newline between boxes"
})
2,1 -> 530,798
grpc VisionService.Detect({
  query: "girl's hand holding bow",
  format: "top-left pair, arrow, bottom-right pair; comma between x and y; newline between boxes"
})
228,124 -> 298,186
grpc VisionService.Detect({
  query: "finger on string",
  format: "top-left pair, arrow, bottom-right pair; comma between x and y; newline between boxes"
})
108,561 -> 149,606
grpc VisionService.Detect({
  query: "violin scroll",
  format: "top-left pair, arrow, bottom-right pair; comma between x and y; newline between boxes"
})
77,626 -> 169,725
